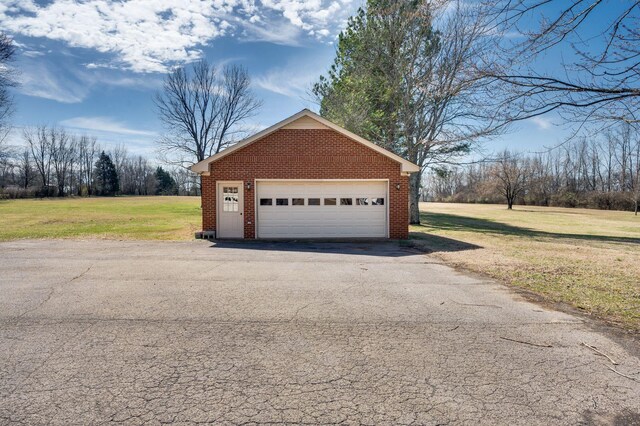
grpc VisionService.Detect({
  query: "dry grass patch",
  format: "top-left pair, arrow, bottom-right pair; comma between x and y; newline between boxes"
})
410,203 -> 640,331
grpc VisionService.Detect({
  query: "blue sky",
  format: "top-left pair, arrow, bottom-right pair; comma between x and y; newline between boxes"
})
1,0 -> 571,158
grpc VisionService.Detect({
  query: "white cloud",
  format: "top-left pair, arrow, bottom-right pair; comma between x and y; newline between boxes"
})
0,0 -> 359,73
260,0 -> 344,31
19,62 -> 91,103
529,116 -> 553,130
95,74 -> 163,91
239,19 -> 304,46
17,57 -> 162,103
1,0 -> 223,73
253,53 -> 333,101
21,50 -> 44,57
254,68 -> 316,98
60,116 -> 157,137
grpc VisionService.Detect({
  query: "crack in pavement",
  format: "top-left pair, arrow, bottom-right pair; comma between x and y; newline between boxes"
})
17,264 -> 94,319
1,240 -> 639,425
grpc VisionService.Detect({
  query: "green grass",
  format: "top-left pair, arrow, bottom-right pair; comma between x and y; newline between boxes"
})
410,203 -> 640,331
0,196 -> 201,241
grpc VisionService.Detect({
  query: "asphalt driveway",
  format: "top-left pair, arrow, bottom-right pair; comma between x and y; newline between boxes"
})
1,239 -> 639,425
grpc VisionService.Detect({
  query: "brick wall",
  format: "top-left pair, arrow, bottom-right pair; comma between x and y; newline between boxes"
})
201,128 -> 410,239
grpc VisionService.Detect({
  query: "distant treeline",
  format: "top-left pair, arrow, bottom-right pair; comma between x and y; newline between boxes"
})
424,124 -> 640,213
0,125 -> 199,199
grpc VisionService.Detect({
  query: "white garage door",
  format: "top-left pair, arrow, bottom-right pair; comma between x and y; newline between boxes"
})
256,180 -> 388,238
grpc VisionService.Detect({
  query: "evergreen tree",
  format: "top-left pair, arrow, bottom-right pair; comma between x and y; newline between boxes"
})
93,151 -> 119,196
313,1 -> 501,223
313,1 -> 437,155
154,166 -> 177,195
313,1 -> 439,223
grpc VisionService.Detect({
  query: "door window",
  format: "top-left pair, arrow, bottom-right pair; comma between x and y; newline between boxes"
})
222,186 -> 239,212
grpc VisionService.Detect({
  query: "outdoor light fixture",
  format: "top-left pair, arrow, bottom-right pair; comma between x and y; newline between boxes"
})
396,183 -> 401,190
246,182 -> 252,190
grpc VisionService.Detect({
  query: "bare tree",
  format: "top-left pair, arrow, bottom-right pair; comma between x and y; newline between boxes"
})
0,33 -> 17,145
491,150 -> 527,209
0,135 -> 10,174
129,156 -> 154,195
78,135 -> 98,195
0,139 -> 13,192
18,149 -> 32,189
24,126 -> 53,196
109,142 -> 128,182
403,1 -> 507,221
632,138 -> 640,215
155,60 -> 262,167
118,154 -> 154,195
615,123 -> 640,214
50,128 -> 75,197
488,0 -> 640,126
0,33 -> 16,181
169,165 -> 199,195
0,136 -> 11,170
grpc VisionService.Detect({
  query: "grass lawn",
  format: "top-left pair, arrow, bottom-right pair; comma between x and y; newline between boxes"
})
410,203 -> 640,331
0,196 -> 201,241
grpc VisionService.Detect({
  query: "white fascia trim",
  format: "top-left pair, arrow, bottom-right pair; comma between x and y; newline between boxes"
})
190,109 -> 421,174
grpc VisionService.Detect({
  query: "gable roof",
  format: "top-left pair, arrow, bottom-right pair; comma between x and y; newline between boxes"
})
190,109 -> 420,174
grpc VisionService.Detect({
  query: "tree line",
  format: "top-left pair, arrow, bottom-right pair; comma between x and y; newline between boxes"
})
425,123 -> 640,214
0,125 -> 199,198
2,1 -> 640,217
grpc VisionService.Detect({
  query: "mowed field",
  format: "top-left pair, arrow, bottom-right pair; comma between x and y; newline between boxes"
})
411,203 -> 640,331
0,196 -> 201,241
1,196 -> 638,330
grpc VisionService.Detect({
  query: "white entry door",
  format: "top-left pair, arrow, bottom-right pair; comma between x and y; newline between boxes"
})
217,182 -> 244,238
256,180 -> 388,238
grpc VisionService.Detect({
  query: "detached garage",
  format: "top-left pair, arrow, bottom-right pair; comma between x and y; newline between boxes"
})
191,109 -> 419,240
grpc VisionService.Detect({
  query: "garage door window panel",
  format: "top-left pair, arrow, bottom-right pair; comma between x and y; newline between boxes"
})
340,198 -> 353,206
260,198 -> 273,206
292,198 -> 305,206
324,198 -> 337,206
372,198 -> 385,206
276,198 -> 289,206
356,198 -> 369,206
308,198 -> 320,206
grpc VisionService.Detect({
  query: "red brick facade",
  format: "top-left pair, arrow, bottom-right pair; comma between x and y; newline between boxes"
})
201,128 -> 410,239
